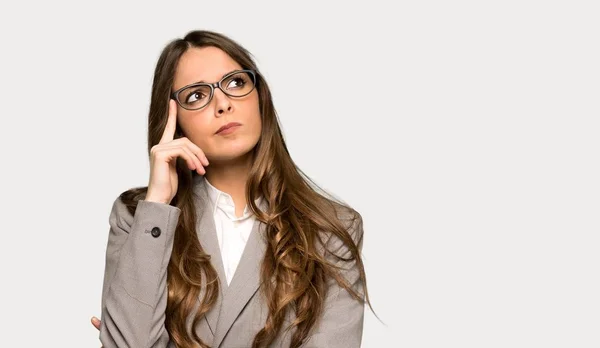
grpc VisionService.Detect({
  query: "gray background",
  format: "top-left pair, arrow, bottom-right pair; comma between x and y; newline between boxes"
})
0,0 -> 598,347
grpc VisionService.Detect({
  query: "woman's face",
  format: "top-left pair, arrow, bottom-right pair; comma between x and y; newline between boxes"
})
172,46 -> 261,165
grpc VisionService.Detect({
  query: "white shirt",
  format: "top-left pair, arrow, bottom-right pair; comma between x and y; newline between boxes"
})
205,179 -> 265,286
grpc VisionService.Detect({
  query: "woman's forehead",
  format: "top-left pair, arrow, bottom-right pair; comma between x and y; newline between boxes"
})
174,46 -> 242,89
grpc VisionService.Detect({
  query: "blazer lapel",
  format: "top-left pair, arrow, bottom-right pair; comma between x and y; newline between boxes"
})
192,175 -> 229,334
212,209 -> 268,347
192,174 -> 269,347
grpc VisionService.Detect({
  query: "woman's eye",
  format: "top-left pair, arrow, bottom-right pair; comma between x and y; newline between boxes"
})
186,90 -> 207,103
227,77 -> 246,89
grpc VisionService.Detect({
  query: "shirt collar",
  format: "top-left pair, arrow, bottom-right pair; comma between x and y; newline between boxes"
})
204,178 -> 267,217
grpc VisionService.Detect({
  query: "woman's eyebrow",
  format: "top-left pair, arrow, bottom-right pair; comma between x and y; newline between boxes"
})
191,69 -> 239,84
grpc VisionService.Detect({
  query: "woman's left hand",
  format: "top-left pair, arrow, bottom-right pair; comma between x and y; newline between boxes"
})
91,316 -> 101,331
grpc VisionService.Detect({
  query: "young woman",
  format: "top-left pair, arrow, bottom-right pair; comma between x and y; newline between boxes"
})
92,30 -> 372,348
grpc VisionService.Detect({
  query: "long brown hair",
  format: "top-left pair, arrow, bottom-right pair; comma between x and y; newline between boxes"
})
119,30 -> 375,348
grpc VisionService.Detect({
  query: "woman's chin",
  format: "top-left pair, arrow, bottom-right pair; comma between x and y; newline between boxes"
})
207,148 -> 254,165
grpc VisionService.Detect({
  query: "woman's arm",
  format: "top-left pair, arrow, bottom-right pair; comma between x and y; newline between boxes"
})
304,211 -> 366,348
99,196 -> 180,348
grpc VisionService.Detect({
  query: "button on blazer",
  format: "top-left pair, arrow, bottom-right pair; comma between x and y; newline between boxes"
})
99,174 -> 365,347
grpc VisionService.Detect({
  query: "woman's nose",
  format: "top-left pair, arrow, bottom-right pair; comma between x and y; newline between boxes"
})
213,88 -> 233,116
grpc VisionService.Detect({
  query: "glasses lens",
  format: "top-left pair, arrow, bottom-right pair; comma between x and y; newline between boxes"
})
178,85 -> 212,110
221,71 -> 256,97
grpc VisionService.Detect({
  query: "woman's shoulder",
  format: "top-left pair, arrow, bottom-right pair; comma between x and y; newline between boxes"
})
328,198 -> 363,230
320,198 -> 364,249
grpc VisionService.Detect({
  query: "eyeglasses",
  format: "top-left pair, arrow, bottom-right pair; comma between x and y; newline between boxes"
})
171,69 -> 257,110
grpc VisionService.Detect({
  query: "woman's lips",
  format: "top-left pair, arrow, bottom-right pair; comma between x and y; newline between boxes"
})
216,123 -> 241,135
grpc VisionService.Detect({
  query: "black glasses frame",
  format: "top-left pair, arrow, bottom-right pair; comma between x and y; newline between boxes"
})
170,69 -> 257,110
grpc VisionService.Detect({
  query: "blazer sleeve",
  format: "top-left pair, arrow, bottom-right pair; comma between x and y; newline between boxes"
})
99,196 -> 181,348
303,211 -> 366,348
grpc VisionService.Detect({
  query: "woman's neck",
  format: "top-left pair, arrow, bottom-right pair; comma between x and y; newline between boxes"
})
204,153 -> 253,216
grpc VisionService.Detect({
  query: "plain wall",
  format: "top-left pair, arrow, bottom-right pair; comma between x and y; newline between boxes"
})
0,1 -> 598,347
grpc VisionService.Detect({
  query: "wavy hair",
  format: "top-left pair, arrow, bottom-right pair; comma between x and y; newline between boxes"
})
119,30 -> 374,348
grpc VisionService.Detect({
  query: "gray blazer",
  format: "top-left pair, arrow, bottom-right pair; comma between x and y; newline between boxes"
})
99,174 -> 365,347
